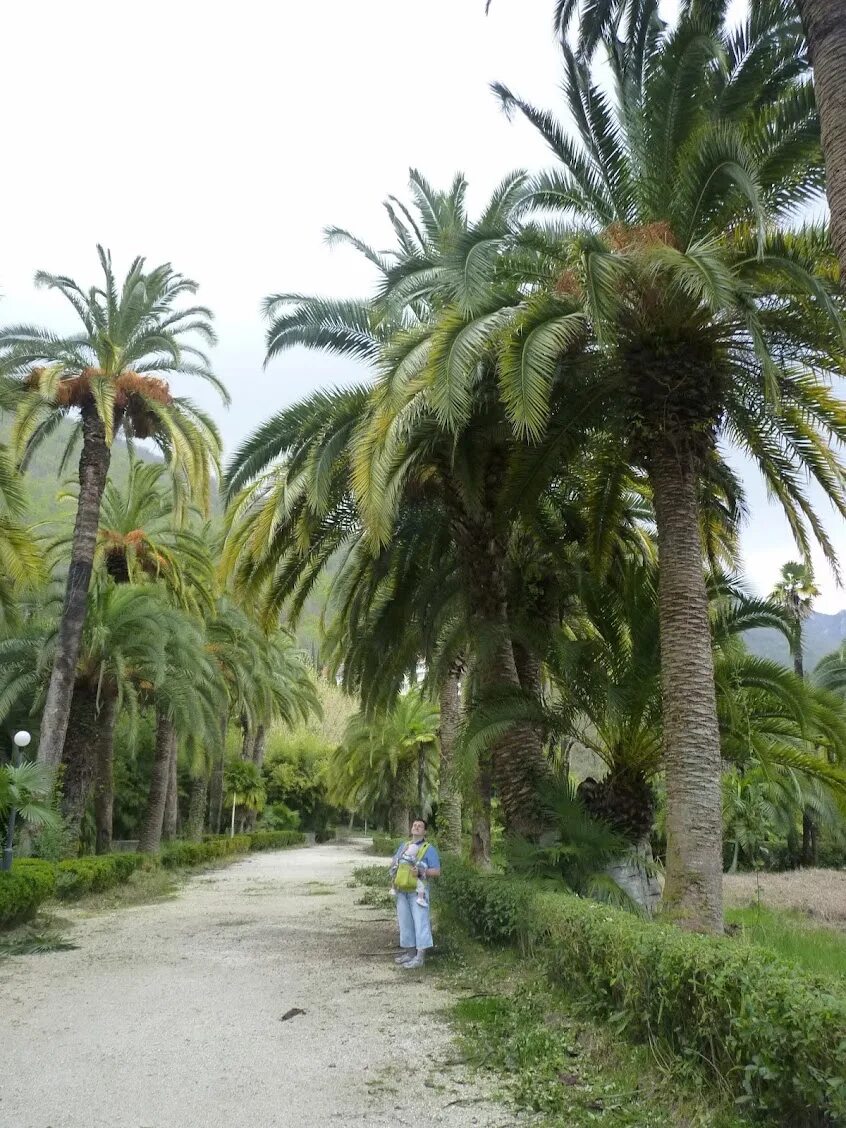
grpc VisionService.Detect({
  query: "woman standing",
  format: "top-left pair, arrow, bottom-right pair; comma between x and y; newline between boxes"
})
389,817 -> 441,969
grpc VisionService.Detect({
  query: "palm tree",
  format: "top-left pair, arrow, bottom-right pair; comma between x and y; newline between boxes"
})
771,562 -> 820,681
137,609 -> 222,853
227,173 -> 566,837
51,458 -> 219,850
0,760 -> 59,869
328,693 -> 439,834
481,1 -> 841,930
771,561 -> 822,864
63,583 -> 189,849
50,459 -> 216,609
0,247 -> 228,768
224,759 -> 266,835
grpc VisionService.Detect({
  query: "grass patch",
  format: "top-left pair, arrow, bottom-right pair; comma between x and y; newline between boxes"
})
726,905 -> 846,982
357,887 -> 394,910
724,869 -> 846,927
304,882 -> 336,896
69,865 -> 180,913
439,933 -> 747,1128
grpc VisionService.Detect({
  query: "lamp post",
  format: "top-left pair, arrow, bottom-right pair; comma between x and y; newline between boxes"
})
2,730 -> 32,872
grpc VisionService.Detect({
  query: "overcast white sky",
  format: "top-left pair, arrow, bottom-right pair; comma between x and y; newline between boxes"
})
3,0 -> 845,609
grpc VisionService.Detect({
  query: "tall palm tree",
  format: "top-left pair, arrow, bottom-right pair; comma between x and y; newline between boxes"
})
53,458 -> 219,849
227,173 -> 567,837
0,246 -> 228,768
137,609 -> 222,854
480,0 -> 842,931
770,562 -> 822,864
47,581 -> 174,846
771,561 -> 820,680
776,0 -> 846,277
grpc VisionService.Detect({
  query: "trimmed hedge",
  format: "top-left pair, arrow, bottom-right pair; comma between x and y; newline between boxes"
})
1,830 -> 306,927
0,863 -> 57,927
244,830 -> 305,852
440,861 -> 846,1126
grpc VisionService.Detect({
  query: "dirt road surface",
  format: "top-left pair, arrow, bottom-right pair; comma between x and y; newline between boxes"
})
0,843 -> 506,1128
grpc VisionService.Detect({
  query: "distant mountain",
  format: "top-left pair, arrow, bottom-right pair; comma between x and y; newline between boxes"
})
745,610 -> 846,670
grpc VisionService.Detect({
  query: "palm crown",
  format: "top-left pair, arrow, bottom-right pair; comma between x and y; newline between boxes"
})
1,245 -> 227,506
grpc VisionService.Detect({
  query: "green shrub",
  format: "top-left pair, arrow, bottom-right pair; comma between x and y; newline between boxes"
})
368,833 -> 397,856
161,835 -> 250,868
247,830 -> 305,851
1,862 -> 57,926
54,854 -> 151,898
353,863 -> 391,888
440,865 -> 846,1125
440,860 -> 533,945
257,802 -> 301,831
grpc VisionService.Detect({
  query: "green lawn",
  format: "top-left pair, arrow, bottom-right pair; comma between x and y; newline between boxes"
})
726,905 -> 846,982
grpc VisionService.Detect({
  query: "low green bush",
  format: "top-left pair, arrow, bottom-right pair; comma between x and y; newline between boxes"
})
440,862 -> 846,1126
247,830 -> 305,851
0,862 -> 57,926
368,833 -> 397,856
160,835 -> 251,868
54,854 -> 151,898
440,861 -> 533,945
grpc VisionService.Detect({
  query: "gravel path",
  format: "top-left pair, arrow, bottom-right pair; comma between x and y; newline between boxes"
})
0,843 -> 505,1128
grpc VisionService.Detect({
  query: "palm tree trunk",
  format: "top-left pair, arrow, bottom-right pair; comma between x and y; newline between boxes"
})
38,404 -> 111,768
389,786 -> 409,838
455,525 -> 550,837
470,755 -> 492,870
138,712 -> 174,853
240,716 -> 255,762
163,729 -> 178,841
802,810 -> 819,866
60,683 -> 100,851
796,0 -> 846,275
251,724 -> 267,767
93,689 -> 119,855
650,446 -> 724,934
241,723 -> 267,833
437,665 -> 463,855
209,711 -> 228,835
187,773 -> 208,841
793,627 -> 818,865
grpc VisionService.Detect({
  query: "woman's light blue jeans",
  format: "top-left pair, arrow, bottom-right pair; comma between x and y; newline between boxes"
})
396,891 -> 434,950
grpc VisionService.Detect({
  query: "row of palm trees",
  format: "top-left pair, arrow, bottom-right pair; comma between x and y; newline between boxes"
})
220,0 -> 846,932
2,0 -> 846,930
0,259 -> 319,851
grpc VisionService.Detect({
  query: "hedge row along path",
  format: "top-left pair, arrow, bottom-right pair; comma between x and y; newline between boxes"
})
0,843 -> 505,1128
